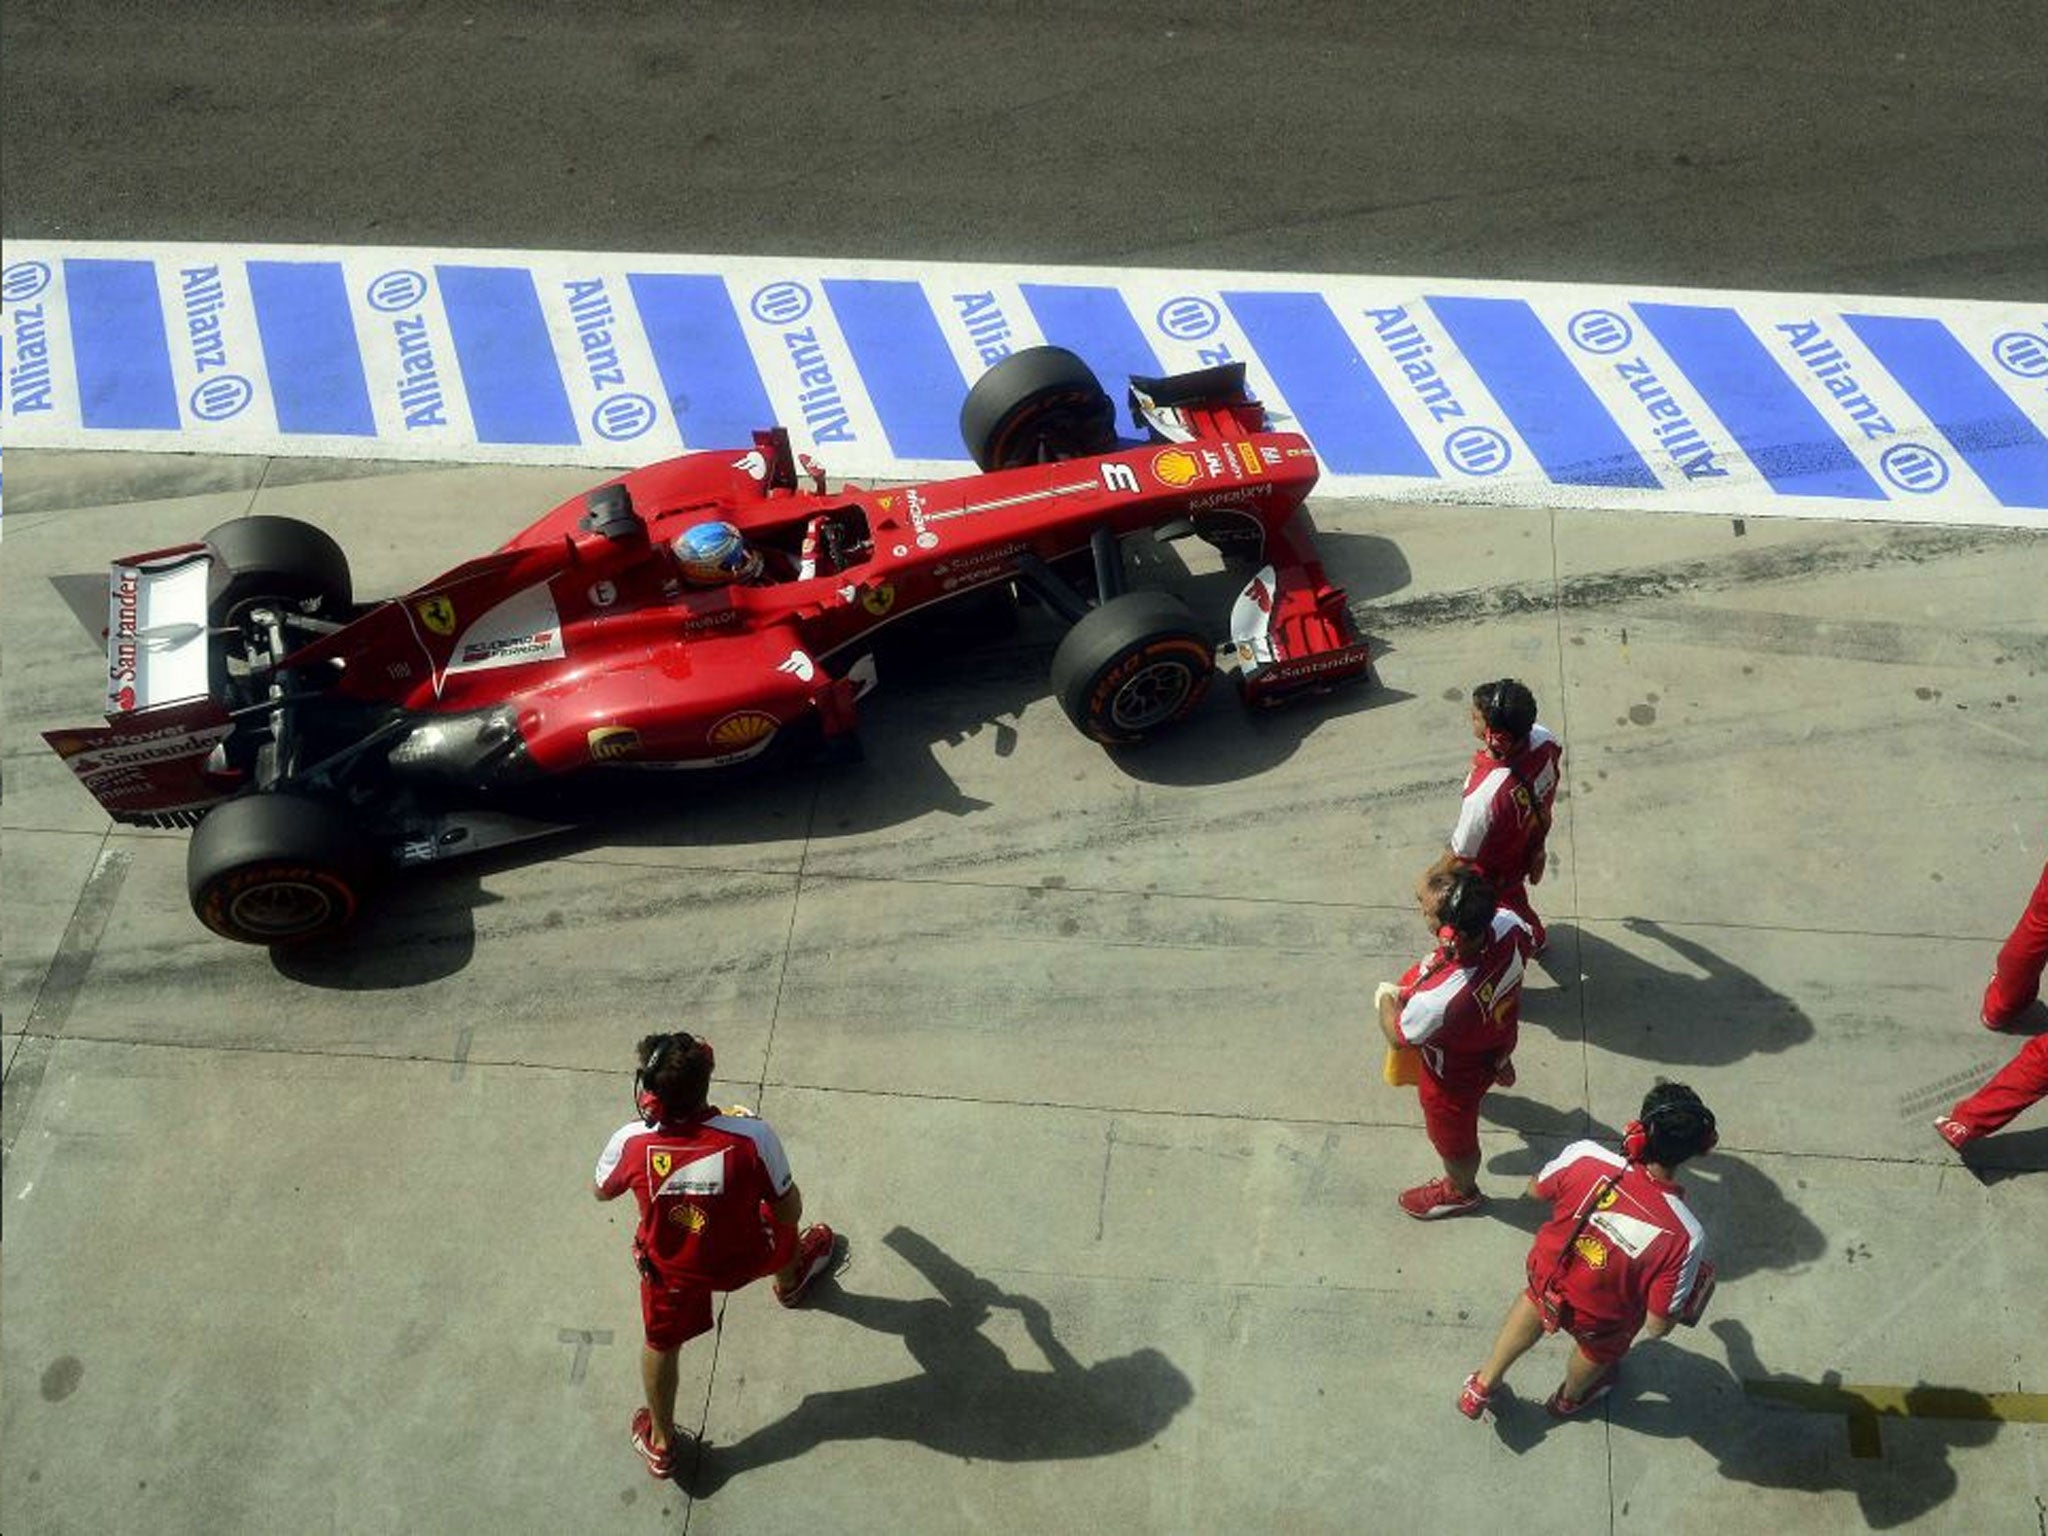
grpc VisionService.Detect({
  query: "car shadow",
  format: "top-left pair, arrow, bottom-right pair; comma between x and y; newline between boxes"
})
682,1225 -> 1194,1498
1486,1319 -> 1994,1530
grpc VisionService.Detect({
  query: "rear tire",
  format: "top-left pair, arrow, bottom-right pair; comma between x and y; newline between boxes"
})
960,347 -> 1117,471
1051,591 -> 1214,745
188,792 -> 371,944
202,515 -> 352,629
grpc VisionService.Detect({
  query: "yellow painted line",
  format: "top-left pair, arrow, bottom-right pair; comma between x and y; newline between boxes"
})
1743,1379 -> 2048,1459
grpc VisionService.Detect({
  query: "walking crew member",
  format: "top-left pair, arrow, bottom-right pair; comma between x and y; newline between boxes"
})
1980,851 -> 2048,1029
1431,679 -> 1562,953
594,1032 -> 836,1480
1458,1082 -> 1718,1421
1378,866 -> 1534,1220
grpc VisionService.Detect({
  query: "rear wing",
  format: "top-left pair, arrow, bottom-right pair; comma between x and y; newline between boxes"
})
42,545 -> 234,826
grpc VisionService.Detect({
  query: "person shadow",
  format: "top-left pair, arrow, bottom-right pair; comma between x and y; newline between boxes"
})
1476,1095 -> 1829,1282
1528,917 -> 1815,1065
1488,1319 -> 1995,1529
684,1226 -> 1194,1497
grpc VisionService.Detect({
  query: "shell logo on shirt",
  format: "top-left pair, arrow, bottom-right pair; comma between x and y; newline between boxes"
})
1573,1233 -> 1610,1268
668,1204 -> 708,1232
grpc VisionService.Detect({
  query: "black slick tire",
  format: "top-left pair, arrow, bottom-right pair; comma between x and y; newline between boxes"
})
202,515 -> 353,629
1050,591 -> 1214,746
959,347 -> 1117,470
188,792 -> 371,944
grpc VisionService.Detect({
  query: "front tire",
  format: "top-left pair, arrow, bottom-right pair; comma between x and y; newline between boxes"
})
1050,591 -> 1215,746
959,347 -> 1118,471
188,793 -> 371,944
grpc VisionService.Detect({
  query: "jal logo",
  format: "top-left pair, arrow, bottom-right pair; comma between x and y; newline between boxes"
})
1156,296 -> 1221,341
415,596 -> 457,635
367,269 -> 429,313
190,374 -> 253,422
1152,449 -> 1202,488
750,281 -> 813,325
2,260 -> 52,303
591,393 -> 657,442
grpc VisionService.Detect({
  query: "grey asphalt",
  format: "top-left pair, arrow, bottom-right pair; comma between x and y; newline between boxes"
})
3,448 -> 2044,1533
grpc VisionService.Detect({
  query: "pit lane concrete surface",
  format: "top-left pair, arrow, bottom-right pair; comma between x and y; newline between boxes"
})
5,4 -> 2048,1534
5,451 -> 2046,1533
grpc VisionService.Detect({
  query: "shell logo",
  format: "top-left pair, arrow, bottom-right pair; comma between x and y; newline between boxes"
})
709,711 -> 779,750
1152,449 -> 1202,488
668,1204 -> 708,1231
1572,1233 -> 1609,1268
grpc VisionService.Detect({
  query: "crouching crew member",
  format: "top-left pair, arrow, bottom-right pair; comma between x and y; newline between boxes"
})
1458,1081 -> 1718,1421
594,1031 -> 836,1480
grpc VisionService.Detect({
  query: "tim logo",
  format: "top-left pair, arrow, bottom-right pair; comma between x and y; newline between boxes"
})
1,260 -> 52,303
750,281 -> 812,325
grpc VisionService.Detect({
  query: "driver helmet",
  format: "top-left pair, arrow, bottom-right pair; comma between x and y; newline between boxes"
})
672,520 -> 763,585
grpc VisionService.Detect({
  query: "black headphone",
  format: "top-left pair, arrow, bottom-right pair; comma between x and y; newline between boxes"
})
1435,868 -> 1497,950
634,1032 -> 715,1126
1622,1082 -> 1718,1165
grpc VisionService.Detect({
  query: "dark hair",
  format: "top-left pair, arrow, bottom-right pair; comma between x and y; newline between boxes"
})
1472,679 -> 1538,743
1426,866 -> 1498,940
637,1032 -> 713,1117
1640,1081 -> 1717,1166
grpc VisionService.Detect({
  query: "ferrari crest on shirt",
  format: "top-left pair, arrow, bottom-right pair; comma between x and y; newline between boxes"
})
651,1150 -> 672,1180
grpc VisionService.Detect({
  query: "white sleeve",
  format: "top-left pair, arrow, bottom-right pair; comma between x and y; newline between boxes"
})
708,1114 -> 795,1196
594,1121 -> 638,1187
1398,981 -> 1455,1045
1450,770 -> 1505,857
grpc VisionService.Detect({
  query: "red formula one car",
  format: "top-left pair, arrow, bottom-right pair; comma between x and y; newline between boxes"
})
46,348 -> 1372,944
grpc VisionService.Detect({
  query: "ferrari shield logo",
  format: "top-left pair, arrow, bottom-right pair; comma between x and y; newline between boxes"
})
860,582 -> 897,617
651,1150 -> 673,1180
415,595 -> 457,636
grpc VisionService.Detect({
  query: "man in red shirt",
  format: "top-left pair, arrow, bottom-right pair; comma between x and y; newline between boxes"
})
1431,678 -> 1562,953
1378,866 -> 1534,1219
1457,1082 -> 1718,1421
594,1032 -> 836,1480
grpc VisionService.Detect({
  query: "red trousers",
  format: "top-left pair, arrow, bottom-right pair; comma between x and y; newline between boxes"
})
1983,855 -> 2048,1024
1950,1032 -> 2048,1137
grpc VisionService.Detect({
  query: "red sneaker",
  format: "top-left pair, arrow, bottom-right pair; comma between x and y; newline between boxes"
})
1934,1115 -> 1977,1152
630,1407 -> 674,1480
1457,1372 -> 1493,1420
775,1223 -> 837,1307
1545,1367 -> 1616,1418
1398,1177 -> 1484,1221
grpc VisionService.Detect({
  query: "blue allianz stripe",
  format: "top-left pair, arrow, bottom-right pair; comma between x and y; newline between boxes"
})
1846,314 -> 2048,509
1632,304 -> 1880,500
64,258 -> 179,429
434,265 -> 579,445
627,274 -> 776,449
1222,291 -> 1434,477
1427,296 -> 1657,488
246,261 -> 375,436
824,279 -> 967,460
1018,284 -> 1161,430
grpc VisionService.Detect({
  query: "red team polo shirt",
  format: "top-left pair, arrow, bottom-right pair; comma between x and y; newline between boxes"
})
1397,909 -> 1535,1091
1525,1140 -> 1707,1332
1450,725 -> 1562,884
594,1110 -> 795,1290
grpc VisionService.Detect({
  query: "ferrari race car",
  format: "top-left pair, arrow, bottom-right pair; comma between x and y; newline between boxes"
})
46,347 -> 1373,944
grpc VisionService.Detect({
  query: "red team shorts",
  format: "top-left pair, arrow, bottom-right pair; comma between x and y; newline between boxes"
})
639,1218 -> 799,1350
1522,1284 -> 1641,1364
1417,1068 -> 1491,1160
